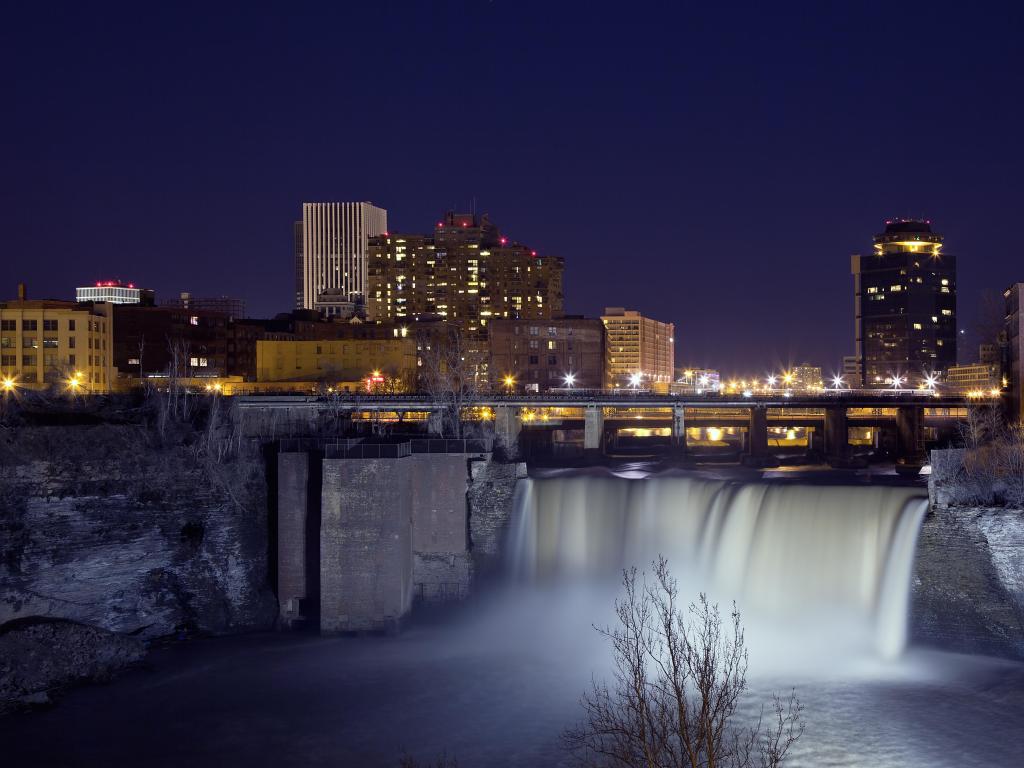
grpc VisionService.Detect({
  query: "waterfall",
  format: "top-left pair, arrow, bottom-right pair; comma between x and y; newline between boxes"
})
508,475 -> 928,660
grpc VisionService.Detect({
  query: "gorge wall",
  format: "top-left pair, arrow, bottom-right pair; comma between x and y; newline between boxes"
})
913,478 -> 1024,658
0,423 -> 277,710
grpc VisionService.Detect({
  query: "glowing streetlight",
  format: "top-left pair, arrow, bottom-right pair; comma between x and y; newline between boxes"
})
563,372 -> 576,388
889,373 -> 906,390
698,374 -> 710,388
628,372 -> 643,390
921,373 -> 939,391
1,377 -> 14,392
766,374 -> 777,389
782,372 -> 794,386
503,374 -> 515,392
831,374 -> 845,390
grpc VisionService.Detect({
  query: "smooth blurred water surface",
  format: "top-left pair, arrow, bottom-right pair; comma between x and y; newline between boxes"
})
3,583 -> 1022,768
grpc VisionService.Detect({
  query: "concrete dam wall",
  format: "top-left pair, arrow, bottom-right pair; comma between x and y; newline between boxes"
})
275,447 -> 525,633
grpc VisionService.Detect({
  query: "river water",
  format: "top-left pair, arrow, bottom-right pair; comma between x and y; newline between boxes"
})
4,470 -> 1024,767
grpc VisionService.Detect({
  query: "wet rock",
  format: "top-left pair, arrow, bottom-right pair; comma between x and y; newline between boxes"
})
0,618 -> 145,714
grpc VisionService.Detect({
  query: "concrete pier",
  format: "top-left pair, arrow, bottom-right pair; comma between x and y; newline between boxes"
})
320,458 -> 413,633
494,405 -> 522,458
824,405 -> 849,462
671,405 -> 686,454
584,406 -> 604,457
276,451 -> 309,625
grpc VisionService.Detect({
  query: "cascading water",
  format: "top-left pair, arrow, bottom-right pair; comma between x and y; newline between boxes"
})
509,474 -> 929,662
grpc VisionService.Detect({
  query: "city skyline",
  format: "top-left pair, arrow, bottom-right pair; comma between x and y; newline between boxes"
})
3,3 -> 1021,371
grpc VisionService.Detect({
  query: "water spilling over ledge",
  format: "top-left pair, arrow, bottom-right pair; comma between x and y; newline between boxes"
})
509,475 -> 928,661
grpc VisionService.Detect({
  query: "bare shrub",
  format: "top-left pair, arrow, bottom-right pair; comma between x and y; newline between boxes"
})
419,326 -> 477,438
996,423 -> 1024,508
565,557 -> 804,768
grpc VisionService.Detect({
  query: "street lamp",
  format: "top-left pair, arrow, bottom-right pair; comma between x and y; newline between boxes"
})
563,372 -> 576,388
1,377 -> 14,393
503,374 -> 515,393
831,374 -> 845,390
889,373 -> 906,391
766,374 -> 777,389
922,372 -> 939,391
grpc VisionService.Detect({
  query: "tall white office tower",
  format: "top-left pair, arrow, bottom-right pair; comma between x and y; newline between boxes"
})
297,202 -> 387,310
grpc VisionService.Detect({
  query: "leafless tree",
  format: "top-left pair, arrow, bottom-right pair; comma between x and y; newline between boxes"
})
947,405 -> 1007,505
996,423 -> 1024,508
419,326 -> 477,438
565,557 -> 804,768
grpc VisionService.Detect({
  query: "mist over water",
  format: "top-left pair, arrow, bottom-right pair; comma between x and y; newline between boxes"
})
4,471 -> 1023,767
509,475 -> 929,666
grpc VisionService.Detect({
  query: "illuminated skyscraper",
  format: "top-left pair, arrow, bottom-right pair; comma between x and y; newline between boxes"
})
298,202 -> 387,310
852,219 -> 956,387
600,308 -> 675,392
365,212 -> 564,386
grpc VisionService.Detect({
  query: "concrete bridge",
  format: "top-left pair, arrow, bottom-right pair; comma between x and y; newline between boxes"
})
234,391 -> 981,464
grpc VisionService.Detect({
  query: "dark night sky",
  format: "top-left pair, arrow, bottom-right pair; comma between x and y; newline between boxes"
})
2,1 -> 1022,375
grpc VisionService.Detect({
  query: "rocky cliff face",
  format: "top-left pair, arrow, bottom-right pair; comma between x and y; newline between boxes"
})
0,423 -> 277,709
914,455 -> 1024,660
0,618 -> 146,714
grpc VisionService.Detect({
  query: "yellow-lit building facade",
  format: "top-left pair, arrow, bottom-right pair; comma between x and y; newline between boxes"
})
1,292 -> 115,393
255,338 -> 417,390
601,307 -> 675,392
943,362 -> 1000,396
365,212 -> 565,387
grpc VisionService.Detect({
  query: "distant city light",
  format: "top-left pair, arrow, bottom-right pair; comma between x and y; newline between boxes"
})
563,372 -> 576,387
831,375 -> 845,389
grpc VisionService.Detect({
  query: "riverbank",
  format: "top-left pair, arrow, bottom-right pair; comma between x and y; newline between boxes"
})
2,595 -> 1022,768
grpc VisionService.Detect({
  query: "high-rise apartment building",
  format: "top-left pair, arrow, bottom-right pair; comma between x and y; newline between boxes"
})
365,211 -> 564,386
852,219 -> 956,387
297,202 -> 387,310
601,307 -> 675,392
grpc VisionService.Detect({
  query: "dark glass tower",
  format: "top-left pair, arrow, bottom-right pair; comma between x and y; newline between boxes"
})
852,219 -> 957,387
